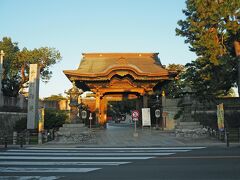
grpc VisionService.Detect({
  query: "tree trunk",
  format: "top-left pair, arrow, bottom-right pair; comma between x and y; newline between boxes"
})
20,64 -> 26,85
234,41 -> 240,97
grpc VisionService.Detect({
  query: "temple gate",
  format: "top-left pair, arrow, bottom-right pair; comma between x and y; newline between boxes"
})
64,53 -> 174,125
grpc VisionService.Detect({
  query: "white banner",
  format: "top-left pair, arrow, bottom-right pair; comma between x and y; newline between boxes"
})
142,108 -> 151,126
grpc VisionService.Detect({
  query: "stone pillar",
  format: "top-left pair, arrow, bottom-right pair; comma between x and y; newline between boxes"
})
0,50 -> 5,107
27,64 -> 40,129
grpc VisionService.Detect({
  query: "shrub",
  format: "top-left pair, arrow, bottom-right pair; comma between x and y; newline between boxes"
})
44,109 -> 68,130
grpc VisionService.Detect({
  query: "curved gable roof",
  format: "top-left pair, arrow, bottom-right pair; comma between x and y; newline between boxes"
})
64,53 -> 171,80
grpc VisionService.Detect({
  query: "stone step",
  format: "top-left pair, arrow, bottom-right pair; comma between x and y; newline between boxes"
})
58,128 -> 89,134
62,124 -> 85,128
176,125 -> 203,130
57,131 -> 91,136
179,122 -> 200,126
176,121 -> 202,130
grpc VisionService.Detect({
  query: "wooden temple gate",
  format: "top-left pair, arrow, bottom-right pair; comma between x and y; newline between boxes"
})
64,53 -> 174,125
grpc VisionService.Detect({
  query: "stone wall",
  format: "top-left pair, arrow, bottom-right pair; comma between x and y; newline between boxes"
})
193,98 -> 240,129
0,95 -> 27,112
0,112 -> 27,135
160,97 -> 240,131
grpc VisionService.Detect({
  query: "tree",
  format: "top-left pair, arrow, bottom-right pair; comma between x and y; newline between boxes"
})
162,64 -> 185,98
44,94 -> 67,101
176,0 -> 240,100
0,37 -> 62,97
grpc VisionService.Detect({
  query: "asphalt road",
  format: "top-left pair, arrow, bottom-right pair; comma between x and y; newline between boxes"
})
69,146 -> 240,180
0,145 -> 240,180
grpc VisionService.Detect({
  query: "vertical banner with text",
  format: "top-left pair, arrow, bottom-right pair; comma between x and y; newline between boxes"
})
217,103 -> 224,131
38,108 -> 45,132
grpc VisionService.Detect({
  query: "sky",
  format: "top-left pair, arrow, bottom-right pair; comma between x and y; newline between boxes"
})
1,0 -> 197,98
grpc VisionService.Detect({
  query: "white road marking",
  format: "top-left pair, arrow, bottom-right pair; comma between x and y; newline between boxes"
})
26,147 -> 206,150
0,176 -> 62,180
6,149 -> 191,153
0,152 -> 175,156
0,167 -> 101,173
0,161 -> 130,166
0,156 -> 156,160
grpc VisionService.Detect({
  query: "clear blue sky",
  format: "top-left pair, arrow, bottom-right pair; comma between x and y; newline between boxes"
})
1,0 -> 196,98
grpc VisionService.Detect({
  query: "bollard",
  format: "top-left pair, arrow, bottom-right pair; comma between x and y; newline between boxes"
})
226,130 -> 230,147
4,135 -> 7,148
13,131 -> 17,145
25,131 -> 30,145
38,132 -> 42,144
19,134 -> 23,148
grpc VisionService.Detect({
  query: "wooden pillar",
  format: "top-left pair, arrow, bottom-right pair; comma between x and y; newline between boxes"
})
143,95 -> 148,108
99,96 -> 107,125
95,91 -> 107,125
95,92 -> 101,124
136,95 -> 141,110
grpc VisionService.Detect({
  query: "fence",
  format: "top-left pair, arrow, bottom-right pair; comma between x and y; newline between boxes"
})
0,129 -> 56,148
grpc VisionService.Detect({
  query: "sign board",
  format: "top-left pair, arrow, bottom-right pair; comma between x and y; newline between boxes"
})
155,109 -> 161,118
132,110 -> 139,121
162,112 -> 168,117
217,103 -> 224,131
142,108 -> 151,126
81,110 -> 87,119
89,113 -> 93,120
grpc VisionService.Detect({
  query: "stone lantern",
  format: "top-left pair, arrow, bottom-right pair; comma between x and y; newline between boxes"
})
68,81 -> 83,124
182,86 -> 193,122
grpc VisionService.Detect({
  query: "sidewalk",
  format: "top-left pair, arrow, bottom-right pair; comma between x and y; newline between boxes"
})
1,123 -> 239,149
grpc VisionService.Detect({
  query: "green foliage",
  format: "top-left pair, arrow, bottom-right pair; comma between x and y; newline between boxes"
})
13,110 -> 68,132
14,117 -> 27,132
162,64 -> 185,98
0,37 -> 62,97
176,0 -> 240,63
44,94 -> 67,101
44,109 -> 68,130
176,0 -> 240,100
182,56 -> 237,101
